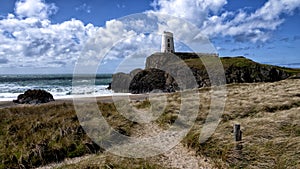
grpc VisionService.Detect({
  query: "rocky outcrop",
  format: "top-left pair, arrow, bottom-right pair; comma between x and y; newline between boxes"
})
224,64 -> 290,83
111,68 -> 143,93
112,53 -> 296,94
129,68 -> 179,94
13,89 -> 55,104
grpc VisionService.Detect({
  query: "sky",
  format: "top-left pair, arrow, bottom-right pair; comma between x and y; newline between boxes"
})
0,0 -> 299,74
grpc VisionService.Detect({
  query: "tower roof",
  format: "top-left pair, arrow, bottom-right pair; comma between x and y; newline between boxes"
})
163,31 -> 173,36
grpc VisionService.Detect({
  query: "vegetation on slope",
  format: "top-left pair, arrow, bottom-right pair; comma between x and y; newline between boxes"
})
182,79 -> 300,168
184,56 -> 300,74
1,78 -> 300,168
0,102 -> 164,169
125,54 -> 300,94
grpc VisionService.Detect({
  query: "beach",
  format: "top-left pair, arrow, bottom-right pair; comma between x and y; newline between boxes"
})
0,93 -> 150,109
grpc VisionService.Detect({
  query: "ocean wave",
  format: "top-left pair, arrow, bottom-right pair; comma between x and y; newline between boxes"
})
0,74 -> 114,101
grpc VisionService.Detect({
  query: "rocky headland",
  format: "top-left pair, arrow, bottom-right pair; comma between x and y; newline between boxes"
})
111,52 -> 299,94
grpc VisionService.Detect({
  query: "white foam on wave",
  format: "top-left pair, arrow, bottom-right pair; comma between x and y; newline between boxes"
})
0,92 -> 133,102
0,84 -> 119,102
0,93 -> 23,101
55,92 -> 133,100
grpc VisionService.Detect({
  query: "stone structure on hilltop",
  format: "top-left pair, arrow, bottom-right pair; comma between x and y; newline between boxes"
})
110,31 -> 293,94
161,31 -> 175,53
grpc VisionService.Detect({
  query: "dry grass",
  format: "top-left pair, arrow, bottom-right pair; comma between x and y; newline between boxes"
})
182,79 -> 300,168
0,103 -> 85,168
0,101 -> 158,169
54,153 -> 165,169
0,79 -> 299,168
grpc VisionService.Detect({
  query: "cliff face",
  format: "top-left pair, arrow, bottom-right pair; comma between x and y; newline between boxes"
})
129,68 -> 178,94
224,63 -> 290,83
111,53 -> 297,94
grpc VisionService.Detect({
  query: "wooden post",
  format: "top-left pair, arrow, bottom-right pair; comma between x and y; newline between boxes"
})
234,124 -> 243,150
234,124 -> 242,141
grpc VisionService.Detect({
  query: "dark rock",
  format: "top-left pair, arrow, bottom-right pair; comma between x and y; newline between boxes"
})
224,64 -> 290,83
111,72 -> 132,93
111,68 -> 143,93
129,68 -> 179,94
130,68 -> 143,77
13,89 -> 55,104
106,83 -> 112,90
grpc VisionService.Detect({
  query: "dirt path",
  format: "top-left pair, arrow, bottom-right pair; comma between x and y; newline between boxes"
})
36,154 -> 96,169
37,112 -> 214,169
157,143 -> 213,169
127,108 -> 215,169
141,126 -> 214,169
36,95 -> 215,169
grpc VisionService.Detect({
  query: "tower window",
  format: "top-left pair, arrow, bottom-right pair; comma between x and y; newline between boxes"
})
168,43 -> 170,47
167,39 -> 170,42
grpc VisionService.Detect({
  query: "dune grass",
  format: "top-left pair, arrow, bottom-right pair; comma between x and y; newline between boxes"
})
0,79 -> 300,168
55,154 -> 165,169
0,102 -> 162,169
181,79 -> 300,168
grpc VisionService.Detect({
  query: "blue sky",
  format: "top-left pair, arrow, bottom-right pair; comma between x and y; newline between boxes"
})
0,0 -> 299,74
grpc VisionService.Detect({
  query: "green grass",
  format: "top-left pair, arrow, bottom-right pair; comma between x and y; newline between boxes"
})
276,66 -> 300,74
182,56 -> 257,70
183,56 -> 300,75
220,56 -> 258,69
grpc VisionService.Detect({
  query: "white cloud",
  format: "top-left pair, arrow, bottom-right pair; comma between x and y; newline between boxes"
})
0,0 -> 94,70
15,0 -> 58,19
151,0 -> 300,42
85,20 -> 137,53
151,0 -> 227,26
1,0 -> 300,73
251,0 -> 300,20
0,2 -> 161,73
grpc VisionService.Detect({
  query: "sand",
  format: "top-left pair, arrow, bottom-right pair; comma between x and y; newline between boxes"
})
0,94 -> 151,109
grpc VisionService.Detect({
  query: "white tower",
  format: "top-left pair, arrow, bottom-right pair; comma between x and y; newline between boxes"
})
161,31 -> 175,53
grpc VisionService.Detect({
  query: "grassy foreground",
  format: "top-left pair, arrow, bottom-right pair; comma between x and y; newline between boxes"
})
1,79 -> 300,168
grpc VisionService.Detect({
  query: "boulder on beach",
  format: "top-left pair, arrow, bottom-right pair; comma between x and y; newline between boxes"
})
13,89 -> 55,104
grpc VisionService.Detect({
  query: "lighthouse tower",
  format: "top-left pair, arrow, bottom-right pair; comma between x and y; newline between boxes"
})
161,31 -> 175,53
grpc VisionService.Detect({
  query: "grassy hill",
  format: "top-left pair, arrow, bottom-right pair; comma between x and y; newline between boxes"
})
113,53 -> 300,94
185,55 -> 300,75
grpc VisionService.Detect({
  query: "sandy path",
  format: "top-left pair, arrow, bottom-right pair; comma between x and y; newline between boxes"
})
126,108 -> 215,169
37,105 -> 214,169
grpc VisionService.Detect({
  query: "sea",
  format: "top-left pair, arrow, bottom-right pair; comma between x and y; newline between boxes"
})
0,74 -> 115,101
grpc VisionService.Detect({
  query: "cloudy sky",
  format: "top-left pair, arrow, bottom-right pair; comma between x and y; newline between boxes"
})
0,0 -> 299,74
